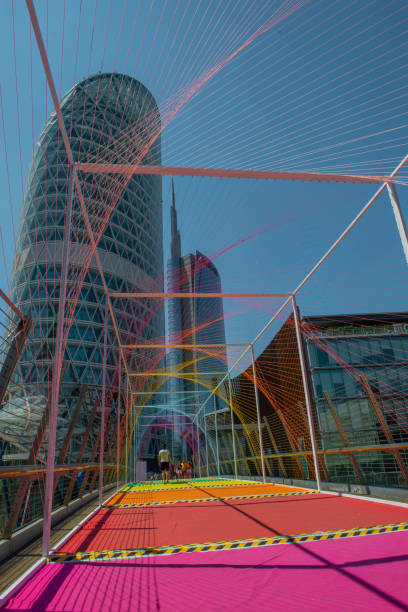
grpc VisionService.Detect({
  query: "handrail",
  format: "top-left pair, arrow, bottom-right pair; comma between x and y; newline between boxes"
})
0,462 -> 123,479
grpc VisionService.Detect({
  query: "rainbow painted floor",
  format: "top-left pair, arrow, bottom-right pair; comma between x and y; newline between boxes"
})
4,478 -> 408,611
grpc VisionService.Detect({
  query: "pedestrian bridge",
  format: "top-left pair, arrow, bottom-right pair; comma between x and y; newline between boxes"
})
2,478 -> 408,610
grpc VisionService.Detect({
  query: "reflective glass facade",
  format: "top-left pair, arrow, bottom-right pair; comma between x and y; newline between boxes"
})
10,73 -> 164,399
305,315 -> 408,487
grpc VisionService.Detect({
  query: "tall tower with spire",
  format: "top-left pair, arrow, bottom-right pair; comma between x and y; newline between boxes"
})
170,179 -> 181,259
167,179 -> 188,459
167,179 -> 184,362
166,181 -> 227,461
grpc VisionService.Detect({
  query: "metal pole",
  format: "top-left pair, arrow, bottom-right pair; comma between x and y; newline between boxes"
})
204,414 -> 209,476
228,374 -> 238,479
129,385 -> 132,483
42,167 -> 74,557
133,388 -> 137,482
291,296 -> 321,490
131,409 -> 134,483
117,361 -> 121,491
132,386 -> 136,482
214,395 -> 220,477
99,300 -> 108,506
125,380 -> 128,483
250,345 -> 266,483
197,419 -> 202,477
126,378 -> 130,484
387,183 -> 408,264
172,408 -> 175,466
133,421 -> 136,482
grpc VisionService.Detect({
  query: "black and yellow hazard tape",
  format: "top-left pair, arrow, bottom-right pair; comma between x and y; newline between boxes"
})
120,481 -> 277,493
104,490 -> 317,508
47,521 -> 408,564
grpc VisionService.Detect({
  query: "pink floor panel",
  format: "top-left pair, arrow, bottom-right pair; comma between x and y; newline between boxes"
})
4,531 -> 408,611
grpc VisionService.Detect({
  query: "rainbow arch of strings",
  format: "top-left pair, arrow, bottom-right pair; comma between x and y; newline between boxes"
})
0,1 -> 408,610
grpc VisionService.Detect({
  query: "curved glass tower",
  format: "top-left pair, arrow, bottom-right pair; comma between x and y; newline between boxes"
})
10,73 -> 164,400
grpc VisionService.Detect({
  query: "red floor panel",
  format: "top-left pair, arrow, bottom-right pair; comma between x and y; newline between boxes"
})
58,494 -> 408,553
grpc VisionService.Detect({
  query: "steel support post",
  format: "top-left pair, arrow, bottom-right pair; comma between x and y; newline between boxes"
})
197,420 -> 202,477
228,374 -> 238,479
126,377 -> 130,484
291,296 -> 321,490
117,362 -> 121,491
250,345 -> 266,483
129,424 -> 132,482
42,167 -> 75,558
387,183 -> 408,264
99,300 -> 108,506
171,410 -> 174,465
191,419 -> 195,477
214,395 -> 220,477
204,414 -> 209,476
134,395 -> 137,482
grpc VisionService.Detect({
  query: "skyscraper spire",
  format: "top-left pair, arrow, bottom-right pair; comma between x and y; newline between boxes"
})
170,178 -> 181,259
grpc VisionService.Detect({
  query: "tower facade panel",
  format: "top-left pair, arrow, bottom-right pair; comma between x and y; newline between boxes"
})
11,74 -> 164,401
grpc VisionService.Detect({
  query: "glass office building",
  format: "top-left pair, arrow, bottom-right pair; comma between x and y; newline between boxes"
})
304,313 -> 408,487
234,311 -> 408,486
10,73 -> 164,403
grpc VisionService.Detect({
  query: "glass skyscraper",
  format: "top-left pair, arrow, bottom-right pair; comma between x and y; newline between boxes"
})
167,183 -> 226,458
10,73 -> 164,407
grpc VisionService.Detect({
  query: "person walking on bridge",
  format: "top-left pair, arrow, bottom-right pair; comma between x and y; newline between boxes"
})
158,444 -> 172,484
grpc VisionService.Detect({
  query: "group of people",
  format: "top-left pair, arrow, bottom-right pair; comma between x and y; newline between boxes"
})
158,444 -> 193,483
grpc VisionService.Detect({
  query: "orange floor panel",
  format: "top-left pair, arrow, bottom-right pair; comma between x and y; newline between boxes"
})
106,483 -> 309,505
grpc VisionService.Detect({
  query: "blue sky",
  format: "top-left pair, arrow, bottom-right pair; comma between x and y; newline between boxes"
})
0,0 -> 407,360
